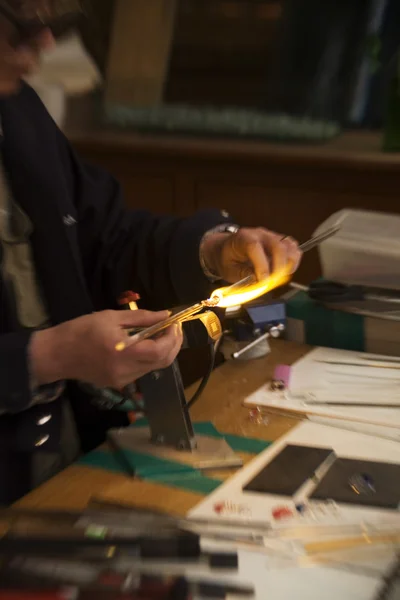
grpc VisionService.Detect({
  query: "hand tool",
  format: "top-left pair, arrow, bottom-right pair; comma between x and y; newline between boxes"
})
115,225 -> 340,352
219,224 -> 341,294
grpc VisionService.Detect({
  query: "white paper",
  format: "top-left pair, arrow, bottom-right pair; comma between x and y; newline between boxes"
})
244,346 -> 400,431
189,421 -> 400,528
235,553 -> 382,600
308,416 -> 400,442
189,421 -> 400,599
291,348 -> 400,394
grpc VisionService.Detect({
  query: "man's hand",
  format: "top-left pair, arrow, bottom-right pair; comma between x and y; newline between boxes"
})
30,310 -> 183,389
201,227 -> 302,283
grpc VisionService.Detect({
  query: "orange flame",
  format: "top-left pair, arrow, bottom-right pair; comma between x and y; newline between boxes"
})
210,268 -> 291,308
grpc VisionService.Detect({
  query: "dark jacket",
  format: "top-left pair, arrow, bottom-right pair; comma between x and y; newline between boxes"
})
0,84 -> 230,504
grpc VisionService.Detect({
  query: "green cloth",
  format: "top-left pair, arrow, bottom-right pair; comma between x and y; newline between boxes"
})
79,449 -> 222,495
78,420 -> 272,495
191,421 -> 271,454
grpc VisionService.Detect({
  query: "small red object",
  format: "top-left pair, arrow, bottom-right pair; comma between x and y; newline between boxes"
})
118,290 -> 141,306
128,412 -> 137,424
214,502 -> 225,514
272,506 -> 293,521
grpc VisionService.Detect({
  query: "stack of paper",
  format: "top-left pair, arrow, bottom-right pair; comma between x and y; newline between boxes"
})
189,421 -> 400,600
244,347 -> 400,439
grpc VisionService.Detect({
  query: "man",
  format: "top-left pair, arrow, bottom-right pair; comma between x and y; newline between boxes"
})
0,1 -> 302,505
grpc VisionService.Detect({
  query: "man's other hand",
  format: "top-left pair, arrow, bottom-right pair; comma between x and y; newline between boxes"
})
201,227 -> 302,283
30,310 -> 183,389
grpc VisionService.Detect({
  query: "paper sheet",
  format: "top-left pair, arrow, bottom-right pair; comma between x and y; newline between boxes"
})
189,421 -> 400,527
244,347 -> 400,432
232,554 -> 382,600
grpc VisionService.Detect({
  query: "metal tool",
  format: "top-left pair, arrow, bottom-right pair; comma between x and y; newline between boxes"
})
307,280 -> 400,305
299,225 -> 341,252
116,225 -> 340,353
116,303 -> 207,352
232,325 -> 284,360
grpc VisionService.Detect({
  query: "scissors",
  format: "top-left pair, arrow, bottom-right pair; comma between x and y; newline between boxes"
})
307,280 -> 400,306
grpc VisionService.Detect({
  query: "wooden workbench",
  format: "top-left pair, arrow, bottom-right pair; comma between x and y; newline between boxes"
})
16,340 -> 309,516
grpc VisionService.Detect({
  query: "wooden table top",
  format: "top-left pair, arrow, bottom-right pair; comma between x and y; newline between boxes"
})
16,340 -> 310,516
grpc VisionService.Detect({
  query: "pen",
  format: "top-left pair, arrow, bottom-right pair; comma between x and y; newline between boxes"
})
1,573 -> 254,599
0,531 -> 201,559
0,574 -> 191,600
0,507 -> 271,538
194,580 -> 255,598
4,554 -> 249,597
0,534 -> 238,570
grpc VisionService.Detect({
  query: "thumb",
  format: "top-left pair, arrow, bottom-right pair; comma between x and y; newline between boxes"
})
116,309 -> 170,329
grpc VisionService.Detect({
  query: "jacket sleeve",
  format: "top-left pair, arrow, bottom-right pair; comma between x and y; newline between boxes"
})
0,331 -> 65,414
0,332 -> 32,413
57,133 -> 232,311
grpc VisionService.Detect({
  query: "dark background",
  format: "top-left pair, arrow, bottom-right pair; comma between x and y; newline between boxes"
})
80,0 -> 400,129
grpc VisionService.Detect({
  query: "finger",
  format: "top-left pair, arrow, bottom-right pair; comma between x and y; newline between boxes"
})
120,327 -> 183,385
281,236 -> 302,273
264,231 -> 288,276
242,236 -> 271,281
234,228 -> 288,281
159,324 -> 184,368
152,324 -> 183,366
128,323 -> 182,364
246,230 -> 286,280
116,309 -> 170,329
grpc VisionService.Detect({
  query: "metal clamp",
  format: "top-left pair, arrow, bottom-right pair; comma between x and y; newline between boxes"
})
232,324 -> 285,360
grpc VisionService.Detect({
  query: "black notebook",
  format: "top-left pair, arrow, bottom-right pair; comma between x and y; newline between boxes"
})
311,457 -> 400,509
243,444 -> 335,496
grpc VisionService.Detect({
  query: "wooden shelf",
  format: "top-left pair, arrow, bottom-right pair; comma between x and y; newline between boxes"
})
68,128 -> 398,171
68,123 -> 400,287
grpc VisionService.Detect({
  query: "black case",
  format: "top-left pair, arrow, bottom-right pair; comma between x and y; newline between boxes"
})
311,457 -> 400,509
243,444 -> 334,496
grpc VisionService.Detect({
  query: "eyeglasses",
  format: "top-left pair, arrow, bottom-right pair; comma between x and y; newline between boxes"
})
0,0 -> 85,44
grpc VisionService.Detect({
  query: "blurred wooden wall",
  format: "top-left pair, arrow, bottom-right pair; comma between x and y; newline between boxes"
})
80,0 -> 284,107
166,0 -> 282,107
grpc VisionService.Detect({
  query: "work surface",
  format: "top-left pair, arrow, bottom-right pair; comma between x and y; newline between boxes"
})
17,340 -> 309,514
